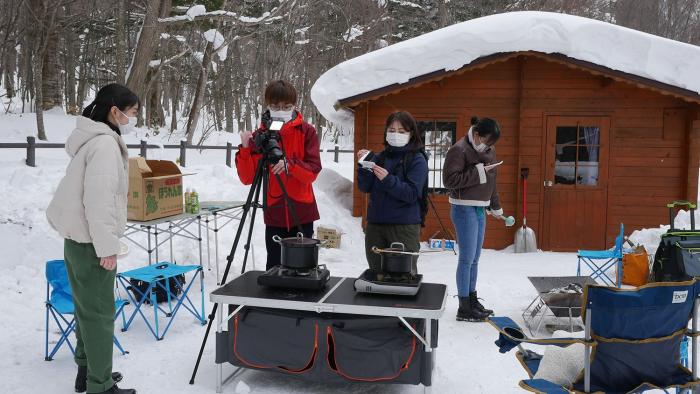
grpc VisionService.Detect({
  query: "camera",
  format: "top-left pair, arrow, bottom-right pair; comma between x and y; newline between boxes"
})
254,112 -> 285,164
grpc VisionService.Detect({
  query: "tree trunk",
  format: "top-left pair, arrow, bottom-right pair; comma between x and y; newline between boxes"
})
41,27 -> 61,110
34,49 -> 47,140
65,32 -> 77,114
126,0 -> 162,100
3,48 -> 16,99
185,41 -> 213,144
115,0 -> 126,83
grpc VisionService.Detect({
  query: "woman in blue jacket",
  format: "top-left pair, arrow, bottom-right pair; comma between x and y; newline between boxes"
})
357,111 -> 428,273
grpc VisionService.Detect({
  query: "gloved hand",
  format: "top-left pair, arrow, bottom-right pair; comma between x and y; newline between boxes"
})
488,208 -> 504,217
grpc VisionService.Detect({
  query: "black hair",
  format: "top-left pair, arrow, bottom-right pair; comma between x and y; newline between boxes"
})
264,80 -> 297,105
383,110 -> 424,151
470,116 -> 501,145
82,83 -> 140,134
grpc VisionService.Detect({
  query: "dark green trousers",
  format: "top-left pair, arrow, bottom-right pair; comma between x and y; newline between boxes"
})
364,223 -> 421,273
64,239 -> 116,393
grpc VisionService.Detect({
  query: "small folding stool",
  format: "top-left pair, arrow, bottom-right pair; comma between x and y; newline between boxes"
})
117,262 -> 206,340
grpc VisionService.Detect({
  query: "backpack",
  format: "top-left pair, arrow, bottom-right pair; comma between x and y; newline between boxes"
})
376,149 -> 430,227
652,201 -> 700,282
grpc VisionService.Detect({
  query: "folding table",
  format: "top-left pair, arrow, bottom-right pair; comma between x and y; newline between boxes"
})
210,271 -> 447,393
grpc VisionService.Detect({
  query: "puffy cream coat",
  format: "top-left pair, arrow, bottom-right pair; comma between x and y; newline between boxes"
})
47,116 -> 129,258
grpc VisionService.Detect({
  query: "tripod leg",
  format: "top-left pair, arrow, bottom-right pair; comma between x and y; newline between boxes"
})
428,195 -> 457,255
189,158 -> 265,385
240,170 -> 264,274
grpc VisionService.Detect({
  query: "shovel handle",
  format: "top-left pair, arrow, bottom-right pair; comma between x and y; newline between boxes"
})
521,168 -> 529,222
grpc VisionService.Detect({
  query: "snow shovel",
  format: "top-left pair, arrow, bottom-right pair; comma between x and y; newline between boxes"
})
515,168 -> 537,253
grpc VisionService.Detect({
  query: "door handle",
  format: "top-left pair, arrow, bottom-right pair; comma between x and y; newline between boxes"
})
544,180 -> 554,187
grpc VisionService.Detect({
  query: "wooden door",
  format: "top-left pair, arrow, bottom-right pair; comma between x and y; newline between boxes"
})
542,116 -> 610,251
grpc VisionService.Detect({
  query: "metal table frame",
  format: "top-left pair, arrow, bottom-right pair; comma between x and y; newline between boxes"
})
123,202 -> 245,270
210,277 -> 447,394
124,213 -> 204,266
199,202 -> 245,284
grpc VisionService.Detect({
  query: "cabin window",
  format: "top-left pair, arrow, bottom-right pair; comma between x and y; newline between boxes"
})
417,120 -> 457,192
554,124 -> 600,186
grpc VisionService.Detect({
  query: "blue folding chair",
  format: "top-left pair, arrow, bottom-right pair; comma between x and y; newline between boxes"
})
488,280 -> 700,393
577,223 -> 624,287
44,259 -> 129,361
117,262 -> 205,341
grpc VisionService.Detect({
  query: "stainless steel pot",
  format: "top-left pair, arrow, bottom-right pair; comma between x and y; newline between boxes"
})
373,242 -> 413,274
272,233 -> 322,269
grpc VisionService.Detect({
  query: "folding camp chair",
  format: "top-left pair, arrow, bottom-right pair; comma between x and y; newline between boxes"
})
44,259 -> 129,361
488,280 -> 700,393
117,262 -> 205,341
577,224 -> 624,287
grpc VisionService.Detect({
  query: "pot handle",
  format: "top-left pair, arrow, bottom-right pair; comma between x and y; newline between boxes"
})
272,235 -> 283,244
390,242 -> 405,251
371,246 -> 381,254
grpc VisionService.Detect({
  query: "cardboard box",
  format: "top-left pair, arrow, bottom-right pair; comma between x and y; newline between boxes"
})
127,157 -> 185,221
316,226 -> 342,249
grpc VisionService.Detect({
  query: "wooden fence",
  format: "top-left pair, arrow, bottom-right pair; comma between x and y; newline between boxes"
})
0,136 -> 354,167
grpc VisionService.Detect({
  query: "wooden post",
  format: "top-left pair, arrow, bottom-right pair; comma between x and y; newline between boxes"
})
26,136 -> 36,167
334,145 -> 339,163
180,140 -> 187,167
140,140 -> 147,158
226,142 -> 232,167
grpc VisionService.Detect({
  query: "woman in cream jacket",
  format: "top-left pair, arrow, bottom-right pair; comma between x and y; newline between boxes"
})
47,83 -> 138,394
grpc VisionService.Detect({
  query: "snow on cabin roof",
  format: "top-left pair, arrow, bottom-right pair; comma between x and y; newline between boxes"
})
310,11 -> 700,127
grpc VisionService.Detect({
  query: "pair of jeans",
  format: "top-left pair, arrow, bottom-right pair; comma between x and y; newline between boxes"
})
450,205 -> 486,297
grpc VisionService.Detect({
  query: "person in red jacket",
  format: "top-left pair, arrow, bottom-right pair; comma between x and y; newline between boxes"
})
236,80 -> 322,270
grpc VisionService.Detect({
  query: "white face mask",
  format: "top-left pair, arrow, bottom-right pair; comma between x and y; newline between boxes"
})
117,109 -> 137,135
386,132 -> 410,147
468,127 -> 488,152
269,109 -> 294,123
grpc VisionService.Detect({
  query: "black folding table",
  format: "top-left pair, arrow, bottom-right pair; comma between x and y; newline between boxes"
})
210,271 -> 447,393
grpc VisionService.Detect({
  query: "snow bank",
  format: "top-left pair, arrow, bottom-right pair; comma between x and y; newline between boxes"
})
628,209 -> 700,255
311,11 -> 700,127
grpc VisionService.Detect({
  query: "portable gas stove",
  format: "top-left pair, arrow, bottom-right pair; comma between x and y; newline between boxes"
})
353,269 -> 423,296
257,264 -> 330,291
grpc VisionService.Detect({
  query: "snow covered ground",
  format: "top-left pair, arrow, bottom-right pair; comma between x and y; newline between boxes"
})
1,113 -> 697,393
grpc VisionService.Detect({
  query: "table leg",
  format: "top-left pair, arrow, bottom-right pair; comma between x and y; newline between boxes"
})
169,222 -> 174,263
216,302 -> 223,393
425,318 -> 433,394
206,217 -> 211,271
147,226 -> 153,265
154,225 -> 160,263
198,216 -> 203,268
214,214 -> 220,284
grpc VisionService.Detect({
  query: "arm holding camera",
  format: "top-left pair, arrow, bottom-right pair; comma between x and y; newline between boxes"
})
235,130 -> 261,185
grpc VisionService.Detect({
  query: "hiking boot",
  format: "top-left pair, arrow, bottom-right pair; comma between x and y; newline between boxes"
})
470,291 -> 494,316
95,385 -> 136,394
75,366 -> 124,393
456,297 -> 489,322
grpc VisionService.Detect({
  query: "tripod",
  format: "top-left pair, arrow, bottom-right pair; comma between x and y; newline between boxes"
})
189,151 -> 302,385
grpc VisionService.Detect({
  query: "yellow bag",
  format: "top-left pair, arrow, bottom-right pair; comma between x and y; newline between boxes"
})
622,246 -> 649,287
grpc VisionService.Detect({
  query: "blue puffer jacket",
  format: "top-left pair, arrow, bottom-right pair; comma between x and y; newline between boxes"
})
357,146 -> 428,225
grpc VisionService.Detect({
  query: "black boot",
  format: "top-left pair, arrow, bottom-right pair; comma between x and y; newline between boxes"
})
96,385 -> 136,394
456,297 -> 489,322
470,291 -> 494,316
75,366 -> 124,393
